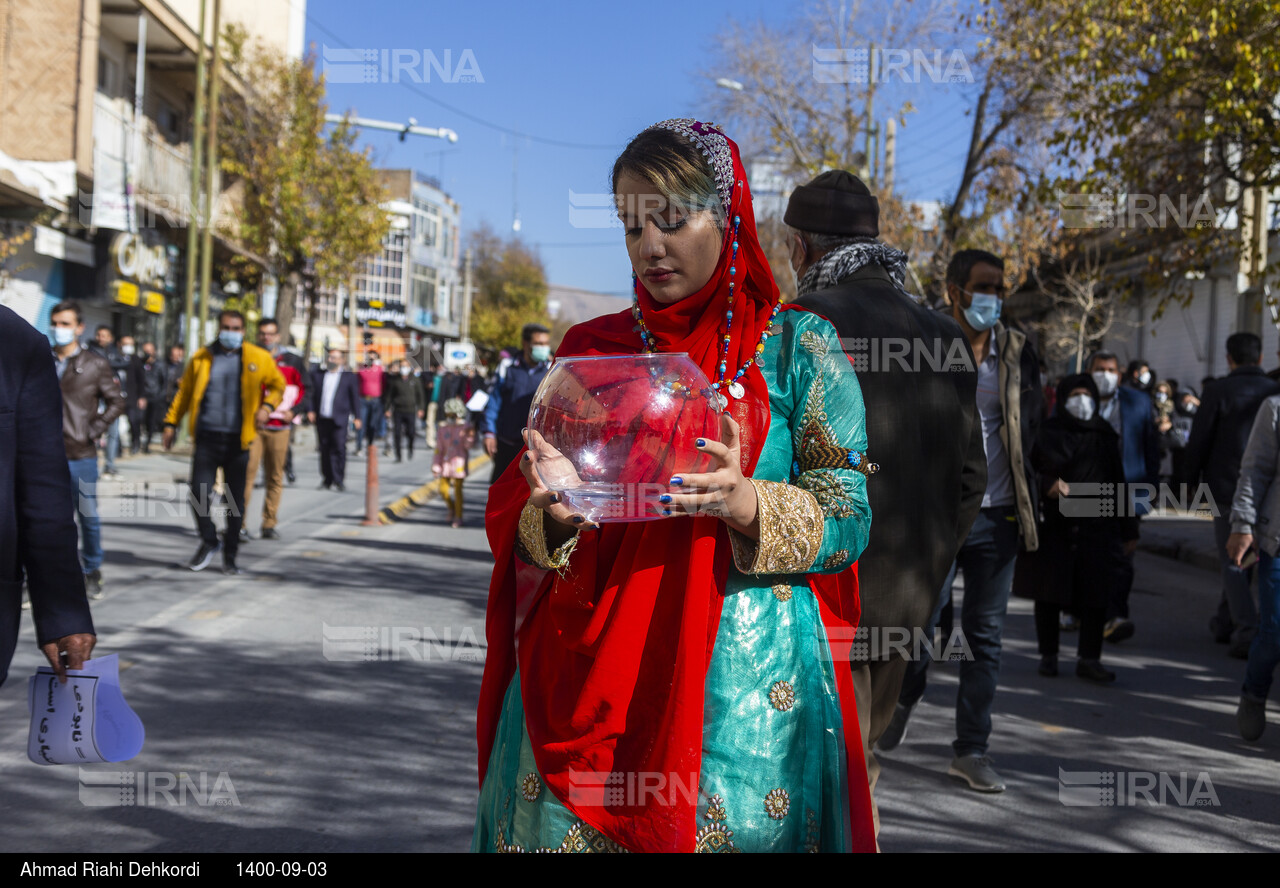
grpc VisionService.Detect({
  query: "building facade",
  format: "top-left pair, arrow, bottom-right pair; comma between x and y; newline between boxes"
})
0,0 -> 301,343
290,169 -> 462,366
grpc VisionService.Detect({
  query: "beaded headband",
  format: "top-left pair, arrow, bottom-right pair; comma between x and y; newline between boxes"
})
649,119 -> 735,216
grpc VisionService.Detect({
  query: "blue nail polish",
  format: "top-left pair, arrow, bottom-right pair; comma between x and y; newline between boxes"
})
659,494 -> 672,504
662,508 -> 672,516
671,477 -> 683,486
572,516 -> 584,524
549,494 -> 559,504
696,438 -> 706,447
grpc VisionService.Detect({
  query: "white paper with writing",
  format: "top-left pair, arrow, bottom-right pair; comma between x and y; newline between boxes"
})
27,654 -> 145,765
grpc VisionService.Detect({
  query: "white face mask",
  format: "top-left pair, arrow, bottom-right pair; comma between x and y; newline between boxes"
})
1065,393 -> 1096,422
1091,370 -> 1119,396
1138,369 -> 1152,386
121,344 -> 135,356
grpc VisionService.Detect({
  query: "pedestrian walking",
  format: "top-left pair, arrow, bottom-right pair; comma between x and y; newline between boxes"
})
1086,350 -> 1158,643
475,120 -> 876,853
785,169 -> 987,830
432,398 -> 474,527
115,335 -> 146,456
384,360 -> 425,462
1226,393 -> 1280,741
163,310 -> 286,574
482,324 -> 552,483
1013,373 -> 1135,683
0,304 -> 96,687
254,320 -> 309,486
879,248 -> 1042,794
89,325 -> 126,478
354,351 -> 386,457
140,342 -> 168,453
241,318 -> 307,541
46,301 -> 125,601
308,348 -> 362,491
1124,358 -> 1155,395
1184,332 -> 1280,656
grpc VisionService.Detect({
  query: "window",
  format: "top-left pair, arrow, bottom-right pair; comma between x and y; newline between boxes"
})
97,55 -> 120,96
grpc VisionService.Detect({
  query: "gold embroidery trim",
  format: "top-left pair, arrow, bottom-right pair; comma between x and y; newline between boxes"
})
695,793 -> 741,853
516,500 -> 579,570
520,772 -> 541,802
797,470 -> 860,518
772,583 -> 793,602
823,549 -> 850,570
729,479 -> 824,575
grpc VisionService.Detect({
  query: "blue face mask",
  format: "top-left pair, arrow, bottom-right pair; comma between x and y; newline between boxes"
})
530,345 -> 551,363
52,327 -> 76,347
962,291 -> 1002,331
218,330 -> 244,350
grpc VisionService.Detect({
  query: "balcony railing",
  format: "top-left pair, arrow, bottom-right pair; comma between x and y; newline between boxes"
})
92,94 -> 223,228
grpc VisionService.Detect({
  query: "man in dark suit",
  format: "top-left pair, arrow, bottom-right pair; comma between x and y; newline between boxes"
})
308,348 -> 362,491
0,305 -> 96,687
1087,351 -> 1160,642
1184,332 -> 1280,655
786,170 -> 987,830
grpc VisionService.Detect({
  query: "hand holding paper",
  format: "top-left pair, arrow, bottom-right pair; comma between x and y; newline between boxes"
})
27,654 -> 145,765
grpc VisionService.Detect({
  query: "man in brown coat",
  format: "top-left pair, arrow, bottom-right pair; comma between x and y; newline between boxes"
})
49,301 -> 126,600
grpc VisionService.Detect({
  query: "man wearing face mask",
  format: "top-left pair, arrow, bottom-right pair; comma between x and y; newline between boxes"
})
1085,350 -> 1159,643
879,249 -> 1042,793
1184,332 -> 1280,654
785,170 -> 987,825
49,302 -> 126,600
483,324 -> 553,483
163,310 -> 286,574
383,360 -> 426,462
242,318 -> 308,541
1125,359 -> 1155,394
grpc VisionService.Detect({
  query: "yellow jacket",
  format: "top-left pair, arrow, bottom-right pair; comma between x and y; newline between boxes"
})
164,342 -> 286,450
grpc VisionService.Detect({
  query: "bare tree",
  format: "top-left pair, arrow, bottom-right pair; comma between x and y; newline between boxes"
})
1032,245 -> 1128,373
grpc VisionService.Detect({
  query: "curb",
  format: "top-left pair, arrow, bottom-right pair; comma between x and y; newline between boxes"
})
1138,537 -> 1220,574
376,453 -> 491,524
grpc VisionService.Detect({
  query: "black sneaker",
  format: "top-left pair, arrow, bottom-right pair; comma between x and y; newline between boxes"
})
239,527 -> 253,543
1076,659 -> 1116,683
1039,654 -> 1058,677
1238,693 -> 1267,742
260,527 -> 281,540
335,483 -> 345,492
286,470 -> 296,484
86,569 -> 104,601
222,551 -> 241,576
188,541 -> 221,572
1103,617 -> 1135,643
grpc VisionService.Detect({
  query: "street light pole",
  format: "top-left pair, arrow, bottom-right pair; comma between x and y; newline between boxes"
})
182,0 -> 207,357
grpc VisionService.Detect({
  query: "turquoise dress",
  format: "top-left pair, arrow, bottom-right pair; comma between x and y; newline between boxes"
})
473,310 -> 873,852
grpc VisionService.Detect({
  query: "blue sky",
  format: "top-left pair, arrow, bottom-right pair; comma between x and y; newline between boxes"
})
304,0 -> 977,296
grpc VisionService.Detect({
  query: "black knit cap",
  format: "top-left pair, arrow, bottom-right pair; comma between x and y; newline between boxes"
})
783,169 -> 880,237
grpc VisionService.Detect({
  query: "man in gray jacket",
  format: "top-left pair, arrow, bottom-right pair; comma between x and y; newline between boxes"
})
1226,394 -> 1280,741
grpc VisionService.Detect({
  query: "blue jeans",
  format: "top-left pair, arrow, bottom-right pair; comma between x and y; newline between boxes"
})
67,457 -> 103,573
359,398 -> 385,448
1243,552 -> 1280,700
103,418 -> 120,473
1214,515 -> 1258,644
898,505 -> 1021,757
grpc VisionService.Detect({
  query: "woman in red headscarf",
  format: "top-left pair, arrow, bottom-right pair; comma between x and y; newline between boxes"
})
473,120 -> 878,853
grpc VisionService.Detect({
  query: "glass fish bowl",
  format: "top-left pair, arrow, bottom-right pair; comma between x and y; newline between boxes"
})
526,353 -> 722,523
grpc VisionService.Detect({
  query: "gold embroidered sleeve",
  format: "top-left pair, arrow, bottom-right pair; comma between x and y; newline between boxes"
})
729,479 -> 825,575
515,501 -> 580,570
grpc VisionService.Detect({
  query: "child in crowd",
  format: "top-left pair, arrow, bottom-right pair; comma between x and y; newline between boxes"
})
433,397 -> 476,528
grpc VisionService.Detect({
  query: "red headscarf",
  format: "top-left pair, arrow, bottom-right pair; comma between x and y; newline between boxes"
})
478,121 -> 873,852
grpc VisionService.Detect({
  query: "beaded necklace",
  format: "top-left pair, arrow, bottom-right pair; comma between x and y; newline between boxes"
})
632,209 -> 782,406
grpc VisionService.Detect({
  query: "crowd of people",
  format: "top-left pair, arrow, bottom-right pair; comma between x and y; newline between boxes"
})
4,116 -> 1278,854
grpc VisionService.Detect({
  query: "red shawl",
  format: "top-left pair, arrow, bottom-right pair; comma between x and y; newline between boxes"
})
477,121 -> 874,852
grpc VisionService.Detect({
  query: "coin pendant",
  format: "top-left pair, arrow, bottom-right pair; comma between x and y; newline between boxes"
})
728,382 -> 745,399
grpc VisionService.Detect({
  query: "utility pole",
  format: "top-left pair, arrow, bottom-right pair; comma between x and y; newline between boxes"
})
182,0 -> 207,356
129,14 -> 147,236
196,0 -> 221,343
461,248 -> 473,342
884,118 -> 897,195
863,42 -> 878,186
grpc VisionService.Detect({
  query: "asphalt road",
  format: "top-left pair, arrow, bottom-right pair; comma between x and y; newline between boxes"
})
1,437 -> 1277,853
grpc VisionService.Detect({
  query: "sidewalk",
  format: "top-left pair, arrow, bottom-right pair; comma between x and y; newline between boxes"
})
1140,513 -> 1220,573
